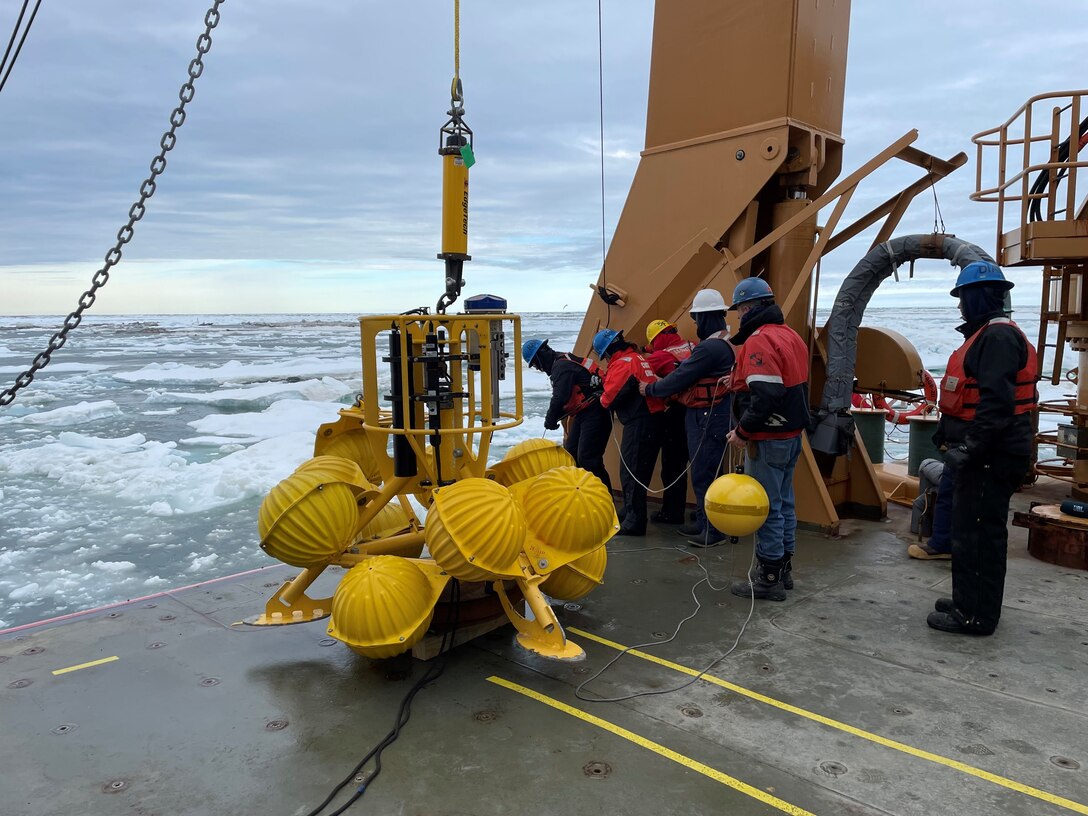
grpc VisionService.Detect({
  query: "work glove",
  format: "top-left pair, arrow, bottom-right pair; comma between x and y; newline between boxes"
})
544,419 -> 560,431
943,444 -> 971,470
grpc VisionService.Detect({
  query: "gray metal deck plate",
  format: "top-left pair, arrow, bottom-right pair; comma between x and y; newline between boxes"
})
2,483 -> 1087,816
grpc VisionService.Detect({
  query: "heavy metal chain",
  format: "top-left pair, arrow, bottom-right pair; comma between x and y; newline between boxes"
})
0,1 -> 225,407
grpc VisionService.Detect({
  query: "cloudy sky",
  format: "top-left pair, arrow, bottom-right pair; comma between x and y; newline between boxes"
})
0,1 -> 1084,316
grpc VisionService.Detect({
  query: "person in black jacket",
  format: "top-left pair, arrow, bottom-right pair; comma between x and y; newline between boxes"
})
522,339 -> 612,493
927,261 -> 1037,636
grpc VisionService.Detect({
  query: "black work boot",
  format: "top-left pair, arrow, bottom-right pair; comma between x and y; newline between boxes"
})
782,556 -> 794,590
678,521 -> 703,537
731,558 -> 787,602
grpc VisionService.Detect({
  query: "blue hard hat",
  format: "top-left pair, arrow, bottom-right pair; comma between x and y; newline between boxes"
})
592,328 -> 622,358
950,260 -> 1014,297
521,338 -> 546,365
728,277 -> 774,310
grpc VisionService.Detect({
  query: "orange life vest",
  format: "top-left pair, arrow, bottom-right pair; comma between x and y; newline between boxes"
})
677,331 -> 730,409
938,318 -> 1038,420
559,352 -> 603,416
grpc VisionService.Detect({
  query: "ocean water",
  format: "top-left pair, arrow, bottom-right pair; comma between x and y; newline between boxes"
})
0,308 -> 1069,628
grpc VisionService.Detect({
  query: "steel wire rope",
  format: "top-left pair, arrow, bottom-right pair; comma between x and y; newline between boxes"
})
930,174 -> 946,234
0,0 -> 31,83
595,0 -> 613,328
0,0 -> 41,96
0,0 -> 225,407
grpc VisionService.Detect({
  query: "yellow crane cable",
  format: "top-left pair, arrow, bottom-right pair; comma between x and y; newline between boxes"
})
452,0 -> 460,100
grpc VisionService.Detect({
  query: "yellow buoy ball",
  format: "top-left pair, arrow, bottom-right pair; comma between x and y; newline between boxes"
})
517,466 -> 617,558
425,478 -> 527,581
294,455 -> 379,498
327,556 -> 436,658
541,545 -> 607,601
313,427 -> 383,485
354,501 -> 411,543
486,438 -> 575,486
704,473 -> 770,537
258,471 -> 360,567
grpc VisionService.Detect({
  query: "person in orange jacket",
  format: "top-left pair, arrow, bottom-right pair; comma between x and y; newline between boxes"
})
643,320 -> 694,525
593,329 -> 665,536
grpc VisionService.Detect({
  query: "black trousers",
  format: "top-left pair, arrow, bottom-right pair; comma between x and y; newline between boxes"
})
618,412 -> 662,532
950,451 -> 1030,633
651,404 -> 689,519
564,402 -> 612,493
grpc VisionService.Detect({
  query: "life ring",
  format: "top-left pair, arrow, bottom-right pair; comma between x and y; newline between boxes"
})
871,369 -> 938,424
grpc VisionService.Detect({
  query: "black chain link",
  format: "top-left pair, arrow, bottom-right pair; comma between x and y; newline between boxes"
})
0,1 -> 225,407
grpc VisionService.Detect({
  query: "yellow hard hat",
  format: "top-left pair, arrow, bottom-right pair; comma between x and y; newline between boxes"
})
646,319 -> 673,343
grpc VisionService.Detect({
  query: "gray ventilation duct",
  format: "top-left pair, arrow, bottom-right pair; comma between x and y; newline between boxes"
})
809,234 -> 994,456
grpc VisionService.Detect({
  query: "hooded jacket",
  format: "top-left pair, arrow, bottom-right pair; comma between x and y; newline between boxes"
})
644,315 -> 734,405
600,344 -> 665,423
728,303 -> 810,441
543,352 -> 603,429
645,328 -> 695,378
934,289 -> 1036,458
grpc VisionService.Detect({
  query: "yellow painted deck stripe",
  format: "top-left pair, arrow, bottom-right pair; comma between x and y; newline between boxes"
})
488,675 -> 816,816
51,655 -> 119,676
569,627 -> 1088,815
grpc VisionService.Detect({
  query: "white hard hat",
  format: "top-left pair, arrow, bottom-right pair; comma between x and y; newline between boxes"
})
690,289 -> 727,313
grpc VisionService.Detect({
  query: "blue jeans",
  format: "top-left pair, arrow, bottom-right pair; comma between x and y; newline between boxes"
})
927,459 -> 957,552
684,400 -> 731,535
744,435 -> 803,561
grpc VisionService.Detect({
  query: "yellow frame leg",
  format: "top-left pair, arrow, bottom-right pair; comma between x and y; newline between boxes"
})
245,566 -> 333,626
494,559 -> 584,660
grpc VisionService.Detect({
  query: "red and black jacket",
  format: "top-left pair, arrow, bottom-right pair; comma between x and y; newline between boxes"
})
645,329 -> 694,378
729,305 -> 810,441
601,347 -> 665,424
544,353 -> 603,428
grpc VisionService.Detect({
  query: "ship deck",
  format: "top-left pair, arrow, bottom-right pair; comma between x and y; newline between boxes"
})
3,479 -> 1087,816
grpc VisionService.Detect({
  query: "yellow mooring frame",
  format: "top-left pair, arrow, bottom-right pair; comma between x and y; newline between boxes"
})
248,312 -> 613,660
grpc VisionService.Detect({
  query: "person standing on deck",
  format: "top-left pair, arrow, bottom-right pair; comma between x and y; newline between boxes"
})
639,290 -> 734,547
594,329 -> 666,536
724,278 -> 810,601
643,320 -> 695,525
522,339 -> 612,494
927,261 -> 1037,636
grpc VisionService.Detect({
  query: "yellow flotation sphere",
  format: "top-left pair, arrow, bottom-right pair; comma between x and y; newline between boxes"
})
327,556 -> 436,658
486,438 -> 575,486
294,455 -> 378,498
354,501 -> 411,543
258,471 -> 359,567
517,466 -> 617,558
541,545 -> 607,601
425,478 -> 527,581
704,473 -> 770,537
313,425 -> 383,485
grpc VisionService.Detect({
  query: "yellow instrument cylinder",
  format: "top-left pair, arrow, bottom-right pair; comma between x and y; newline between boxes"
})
441,151 -> 469,256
